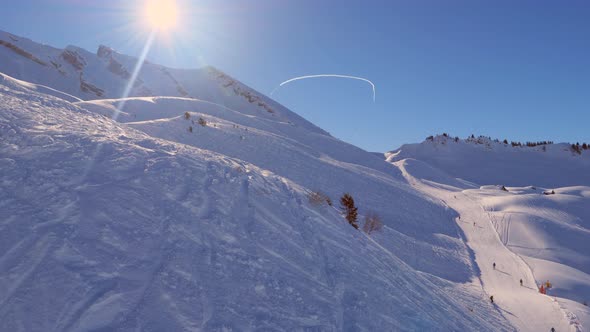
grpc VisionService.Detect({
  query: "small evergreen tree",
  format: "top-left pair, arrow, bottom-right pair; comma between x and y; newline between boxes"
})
340,193 -> 359,229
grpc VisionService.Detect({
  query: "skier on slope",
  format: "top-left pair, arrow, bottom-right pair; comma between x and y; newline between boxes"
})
520,279 -> 523,286
493,262 -> 496,270
490,295 -> 494,303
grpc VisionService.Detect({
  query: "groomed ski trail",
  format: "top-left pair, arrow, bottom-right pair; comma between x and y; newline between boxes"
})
396,160 -> 576,332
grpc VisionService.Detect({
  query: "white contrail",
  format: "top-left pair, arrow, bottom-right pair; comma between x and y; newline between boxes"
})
270,74 -> 376,102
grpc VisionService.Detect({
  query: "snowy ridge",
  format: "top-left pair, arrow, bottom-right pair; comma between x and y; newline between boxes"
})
0,30 -> 324,135
391,145 -> 590,330
387,134 -> 590,188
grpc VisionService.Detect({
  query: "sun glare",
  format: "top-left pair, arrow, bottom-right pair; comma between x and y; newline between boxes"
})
144,0 -> 179,31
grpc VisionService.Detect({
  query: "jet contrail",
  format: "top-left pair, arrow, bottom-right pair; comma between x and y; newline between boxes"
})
271,74 -> 376,102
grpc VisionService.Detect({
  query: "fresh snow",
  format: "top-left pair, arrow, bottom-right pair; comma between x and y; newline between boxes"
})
1,70 -> 509,330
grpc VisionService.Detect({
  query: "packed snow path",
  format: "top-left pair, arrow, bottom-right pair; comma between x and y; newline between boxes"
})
397,160 -> 576,332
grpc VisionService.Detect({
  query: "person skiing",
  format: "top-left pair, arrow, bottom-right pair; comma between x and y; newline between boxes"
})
520,279 -> 523,286
490,295 -> 494,303
551,328 -> 555,332
493,262 -> 496,270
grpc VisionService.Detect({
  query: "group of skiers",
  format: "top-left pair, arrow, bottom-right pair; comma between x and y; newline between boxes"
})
490,261 -> 555,330
489,262 -> 549,300
460,215 -> 556,331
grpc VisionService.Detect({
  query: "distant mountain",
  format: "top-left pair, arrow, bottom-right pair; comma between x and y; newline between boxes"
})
0,30 -> 326,135
387,134 -> 590,188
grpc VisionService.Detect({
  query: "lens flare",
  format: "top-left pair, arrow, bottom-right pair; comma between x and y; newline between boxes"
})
144,0 -> 179,30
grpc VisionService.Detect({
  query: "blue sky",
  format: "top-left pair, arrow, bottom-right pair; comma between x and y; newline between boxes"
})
2,0 -> 589,152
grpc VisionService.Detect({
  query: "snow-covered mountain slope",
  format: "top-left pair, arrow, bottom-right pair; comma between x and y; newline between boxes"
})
392,157 -> 588,331
387,135 -> 590,188
75,96 -> 483,285
0,69 -> 516,329
0,30 -> 324,134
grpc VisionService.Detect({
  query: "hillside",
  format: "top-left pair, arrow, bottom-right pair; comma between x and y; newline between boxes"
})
390,140 -> 590,330
0,62 -> 515,330
387,134 -> 590,188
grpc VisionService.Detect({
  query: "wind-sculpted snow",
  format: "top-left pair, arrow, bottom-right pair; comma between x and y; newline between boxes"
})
76,96 -> 477,284
0,74 -> 513,330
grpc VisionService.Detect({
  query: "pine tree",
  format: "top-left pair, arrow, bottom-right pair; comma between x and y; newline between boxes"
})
340,193 -> 359,229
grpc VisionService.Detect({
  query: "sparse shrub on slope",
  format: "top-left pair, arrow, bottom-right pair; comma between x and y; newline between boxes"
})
184,111 -> 190,120
340,193 -> 359,229
572,143 -> 581,155
308,190 -> 332,207
198,117 -> 207,127
363,212 -> 383,235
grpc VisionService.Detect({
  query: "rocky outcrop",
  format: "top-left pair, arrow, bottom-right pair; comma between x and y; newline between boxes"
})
50,61 -> 66,75
107,58 -> 131,80
98,45 -> 143,88
0,40 -> 47,66
97,45 -> 113,59
61,49 -> 86,71
79,74 -> 104,97
210,67 -> 275,114
161,68 -> 189,97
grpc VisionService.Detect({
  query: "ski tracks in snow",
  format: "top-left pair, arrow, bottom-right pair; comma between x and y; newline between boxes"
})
397,163 -> 575,331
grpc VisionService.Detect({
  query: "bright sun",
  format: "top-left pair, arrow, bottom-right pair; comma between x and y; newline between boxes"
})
144,0 -> 179,31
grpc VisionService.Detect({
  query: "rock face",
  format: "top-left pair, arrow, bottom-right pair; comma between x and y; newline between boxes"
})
97,44 -> 113,58
0,29 -> 320,132
61,49 -> 86,71
0,39 -> 48,66
2,30 -> 287,116
161,68 -> 189,97
211,67 -> 275,114
79,74 -> 104,97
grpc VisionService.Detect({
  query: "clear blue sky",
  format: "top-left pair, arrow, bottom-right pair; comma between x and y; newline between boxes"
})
2,0 -> 589,152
